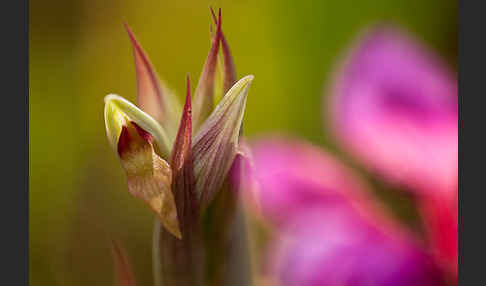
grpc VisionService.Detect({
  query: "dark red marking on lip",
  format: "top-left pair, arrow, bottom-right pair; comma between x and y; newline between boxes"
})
117,126 -> 132,156
131,121 -> 153,143
117,122 -> 154,157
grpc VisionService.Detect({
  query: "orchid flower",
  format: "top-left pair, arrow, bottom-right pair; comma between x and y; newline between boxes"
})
245,138 -> 445,286
328,26 -> 457,198
328,26 -> 457,277
104,9 -> 253,286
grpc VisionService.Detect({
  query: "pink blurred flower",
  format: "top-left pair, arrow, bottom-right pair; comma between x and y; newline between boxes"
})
328,26 -> 457,277
247,138 -> 444,286
271,209 -> 443,286
250,139 -> 364,224
329,27 -> 457,198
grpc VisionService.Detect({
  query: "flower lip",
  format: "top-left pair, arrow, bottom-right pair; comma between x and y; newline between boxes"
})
104,93 -> 182,238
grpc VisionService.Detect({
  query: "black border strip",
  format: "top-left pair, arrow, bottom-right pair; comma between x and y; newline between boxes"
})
458,0 -> 484,285
1,0 -> 29,284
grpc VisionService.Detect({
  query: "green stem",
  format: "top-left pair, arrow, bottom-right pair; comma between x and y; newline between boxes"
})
201,179 -> 252,286
152,192 -> 252,286
153,216 -> 204,286
152,219 -> 162,286
152,154 -> 252,286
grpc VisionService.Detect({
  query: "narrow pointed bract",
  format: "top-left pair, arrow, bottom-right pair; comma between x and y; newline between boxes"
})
154,78 -> 205,286
171,77 -> 194,176
192,75 -> 254,208
110,239 -> 137,286
192,9 -> 222,132
170,76 -> 198,234
125,23 -> 181,140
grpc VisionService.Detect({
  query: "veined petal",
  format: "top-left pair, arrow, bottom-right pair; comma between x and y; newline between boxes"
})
105,94 -> 171,159
170,76 -> 198,234
125,23 -> 181,140
192,9 -> 222,132
110,239 -> 137,286
192,75 -> 254,208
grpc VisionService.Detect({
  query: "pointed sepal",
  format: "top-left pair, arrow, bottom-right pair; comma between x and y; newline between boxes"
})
192,9 -> 222,132
210,7 -> 237,94
192,75 -> 254,208
125,23 -> 181,140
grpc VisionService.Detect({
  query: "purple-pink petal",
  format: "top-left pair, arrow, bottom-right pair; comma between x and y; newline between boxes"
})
329,26 -> 457,198
247,138 -> 444,285
249,138 -> 390,228
269,208 -> 443,286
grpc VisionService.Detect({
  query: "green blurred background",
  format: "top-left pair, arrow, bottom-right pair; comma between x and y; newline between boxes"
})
30,0 -> 457,285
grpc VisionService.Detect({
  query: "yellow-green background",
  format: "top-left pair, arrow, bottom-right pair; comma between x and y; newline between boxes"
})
30,0 -> 457,285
